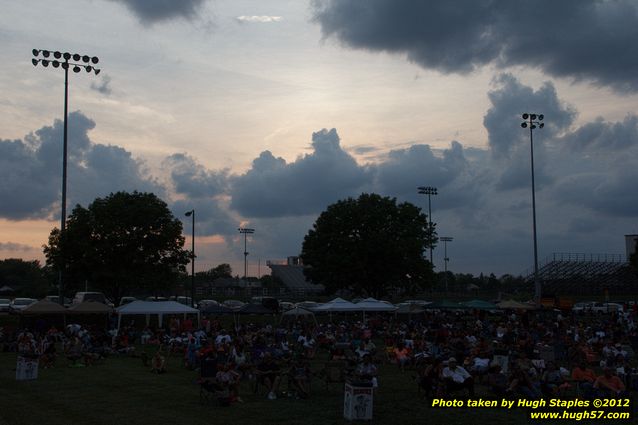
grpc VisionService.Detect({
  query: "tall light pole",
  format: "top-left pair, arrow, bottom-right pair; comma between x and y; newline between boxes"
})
417,186 -> 437,265
185,210 -> 195,307
440,237 -> 453,293
238,228 -> 255,279
32,49 -> 101,305
521,113 -> 544,306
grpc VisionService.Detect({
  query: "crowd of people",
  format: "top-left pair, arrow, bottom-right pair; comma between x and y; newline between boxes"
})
2,303 -> 637,405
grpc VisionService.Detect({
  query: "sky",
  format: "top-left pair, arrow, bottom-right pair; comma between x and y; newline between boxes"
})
1,0 -> 638,279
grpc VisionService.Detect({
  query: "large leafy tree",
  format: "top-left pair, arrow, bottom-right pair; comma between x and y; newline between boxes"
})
0,259 -> 51,297
44,191 -> 190,302
301,193 -> 435,298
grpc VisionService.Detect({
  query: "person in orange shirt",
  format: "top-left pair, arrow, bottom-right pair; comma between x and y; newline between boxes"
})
571,361 -> 597,398
393,342 -> 411,371
594,367 -> 626,397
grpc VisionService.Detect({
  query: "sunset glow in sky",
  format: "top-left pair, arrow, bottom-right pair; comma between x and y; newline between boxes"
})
2,0 -> 638,278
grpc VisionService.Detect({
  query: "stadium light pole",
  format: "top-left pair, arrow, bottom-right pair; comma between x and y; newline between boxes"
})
185,210 -> 195,307
440,237 -> 453,293
417,186 -> 437,265
32,49 -> 100,305
238,228 -> 255,279
521,113 -> 544,306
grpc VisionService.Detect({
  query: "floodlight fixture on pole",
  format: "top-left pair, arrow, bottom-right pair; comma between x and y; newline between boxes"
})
520,113 -> 544,306
238,228 -> 255,279
440,237 -> 453,293
417,186 -> 438,265
185,210 -> 195,307
32,49 -> 101,305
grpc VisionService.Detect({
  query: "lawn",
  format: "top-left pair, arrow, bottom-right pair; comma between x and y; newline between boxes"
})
0,347 -> 537,425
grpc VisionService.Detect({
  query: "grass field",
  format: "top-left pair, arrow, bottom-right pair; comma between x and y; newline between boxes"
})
0,345 -> 544,425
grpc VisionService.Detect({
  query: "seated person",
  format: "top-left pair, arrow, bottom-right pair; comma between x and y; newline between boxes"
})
355,354 -> 378,389
418,357 -> 443,399
151,347 -> 167,374
441,357 -> 474,397
508,365 -> 542,399
541,361 -> 570,396
594,367 -> 626,397
468,355 -> 490,381
290,356 -> 312,398
486,364 -> 508,397
216,364 -> 242,403
393,343 -> 411,371
256,352 -> 281,400
571,361 -> 597,398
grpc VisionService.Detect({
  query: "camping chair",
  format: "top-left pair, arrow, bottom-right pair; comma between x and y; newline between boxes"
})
198,356 -> 229,405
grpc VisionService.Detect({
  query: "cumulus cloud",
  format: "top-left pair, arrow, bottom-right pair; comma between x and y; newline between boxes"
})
90,75 -> 112,96
312,0 -> 638,92
0,112 -> 164,220
164,153 -> 228,198
108,0 -> 208,24
229,128 -> 370,218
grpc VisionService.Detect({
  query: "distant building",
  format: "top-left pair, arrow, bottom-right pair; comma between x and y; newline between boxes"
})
267,257 -> 324,298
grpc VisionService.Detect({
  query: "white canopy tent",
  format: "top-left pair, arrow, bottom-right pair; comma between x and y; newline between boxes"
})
313,297 -> 360,312
115,301 -> 200,330
354,298 -> 397,320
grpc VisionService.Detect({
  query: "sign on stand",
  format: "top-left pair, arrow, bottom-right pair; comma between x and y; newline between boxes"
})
343,382 -> 373,421
16,356 -> 39,381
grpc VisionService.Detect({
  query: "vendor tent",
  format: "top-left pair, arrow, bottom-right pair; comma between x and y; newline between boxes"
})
115,300 -> 200,329
236,303 -> 274,314
313,297 -> 359,312
200,304 -> 234,315
67,301 -> 113,314
395,303 -> 426,314
354,298 -> 397,312
281,306 -> 317,325
461,300 -> 500,310
497,299 -> 535,310
20,299 -> 66,315
425,300 -> 468,310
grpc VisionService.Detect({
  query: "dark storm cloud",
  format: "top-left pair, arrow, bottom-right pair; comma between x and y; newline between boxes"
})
0,112 -> 163,220
229,128 -> 370,218
171,198 -> 236,237
108,0 -> 208,24
312,0 -> 638,91
481,74 -> 576,191
164,153 -> 228,198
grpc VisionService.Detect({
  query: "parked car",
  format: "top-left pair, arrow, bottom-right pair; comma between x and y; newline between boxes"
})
572,302 -> 594,312
9,298 -> 37,313
44,295 -> 72,306
173,296 -> 192,306
295,301 -> 322,311
279,301 -> 295,312
146,296 -> 169,302
251,296 -> 280,312
197,299 -> 219,309
73,291 -> 109,304
0,298 -> 11,312
119,296 -> 137,306
589,302 -> 624,313
223,299 -> 245,309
